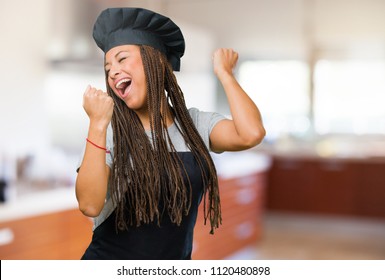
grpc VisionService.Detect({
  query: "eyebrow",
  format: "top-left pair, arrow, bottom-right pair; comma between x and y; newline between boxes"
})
104,51 -> 128,68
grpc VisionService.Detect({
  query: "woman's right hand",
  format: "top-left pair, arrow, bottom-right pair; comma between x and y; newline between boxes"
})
83,85 -> 114,130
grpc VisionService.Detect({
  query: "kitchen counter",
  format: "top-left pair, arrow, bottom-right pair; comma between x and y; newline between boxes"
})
258,134 -> 385,162
266,152 -> 385,219
0,187 -> 78,223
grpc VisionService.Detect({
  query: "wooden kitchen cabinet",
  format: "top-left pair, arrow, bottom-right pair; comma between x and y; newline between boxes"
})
355,161 -> 385,217
192,171 -> 266,259
267,156 -> 385,218
265,158 -> 315,212
0,209 -> 92,260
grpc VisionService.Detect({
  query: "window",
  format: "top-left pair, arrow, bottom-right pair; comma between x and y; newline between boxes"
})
238,60 -> 310,141
314,60 -> 385,135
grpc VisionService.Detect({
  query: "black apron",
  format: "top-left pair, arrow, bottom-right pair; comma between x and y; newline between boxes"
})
81,152 -> 206,260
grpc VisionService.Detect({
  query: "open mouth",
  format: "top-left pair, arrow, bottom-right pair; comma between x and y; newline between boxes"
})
115,78 -> 132,98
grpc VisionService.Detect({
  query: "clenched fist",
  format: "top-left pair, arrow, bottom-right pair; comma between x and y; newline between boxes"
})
83,85 -> 114,130
212,48 -> 239,78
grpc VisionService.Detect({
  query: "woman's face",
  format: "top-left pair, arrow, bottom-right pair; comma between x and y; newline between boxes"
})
105,45 -> 147,112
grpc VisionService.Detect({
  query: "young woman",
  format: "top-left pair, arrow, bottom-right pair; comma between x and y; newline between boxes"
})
76,7 -> 265,260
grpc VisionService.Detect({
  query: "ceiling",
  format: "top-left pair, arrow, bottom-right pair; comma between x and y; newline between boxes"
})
48,0 -> 385,66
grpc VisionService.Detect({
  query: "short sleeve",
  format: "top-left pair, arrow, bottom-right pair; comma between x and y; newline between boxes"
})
105,125 -> 114,168
188,107 -> 226,153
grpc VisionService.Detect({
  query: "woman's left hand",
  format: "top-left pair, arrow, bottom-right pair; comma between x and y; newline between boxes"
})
212,48 -> 239,77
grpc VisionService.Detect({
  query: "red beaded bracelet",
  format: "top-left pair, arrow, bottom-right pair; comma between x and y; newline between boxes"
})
86,138 -> 110,154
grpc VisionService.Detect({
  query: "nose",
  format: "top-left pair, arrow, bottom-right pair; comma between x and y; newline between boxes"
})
108,63 -> 121,79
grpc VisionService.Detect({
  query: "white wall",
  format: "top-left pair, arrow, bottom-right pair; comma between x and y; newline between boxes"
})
0,0 -> 51,156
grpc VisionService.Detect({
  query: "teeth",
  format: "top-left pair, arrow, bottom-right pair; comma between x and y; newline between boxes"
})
116,78 -> 131,89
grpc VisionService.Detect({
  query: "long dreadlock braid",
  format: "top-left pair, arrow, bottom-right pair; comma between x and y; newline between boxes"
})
106,45 -> 221,234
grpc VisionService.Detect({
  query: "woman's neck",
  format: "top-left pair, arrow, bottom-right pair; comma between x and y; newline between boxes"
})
136,106 -> 174,131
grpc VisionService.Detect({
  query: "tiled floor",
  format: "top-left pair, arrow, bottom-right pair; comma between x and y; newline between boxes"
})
228,212 -> 385,260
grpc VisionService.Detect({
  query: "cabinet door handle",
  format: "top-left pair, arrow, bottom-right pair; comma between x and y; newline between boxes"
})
0,227 -> 14,246
236,188 -> 256,204
234,222 -> 254,239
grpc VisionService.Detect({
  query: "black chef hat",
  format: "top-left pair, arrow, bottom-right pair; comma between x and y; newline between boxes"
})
93,7 -> 185,71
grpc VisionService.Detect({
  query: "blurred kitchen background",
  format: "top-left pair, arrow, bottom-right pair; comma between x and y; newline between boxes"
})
1,0 -> 385,260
